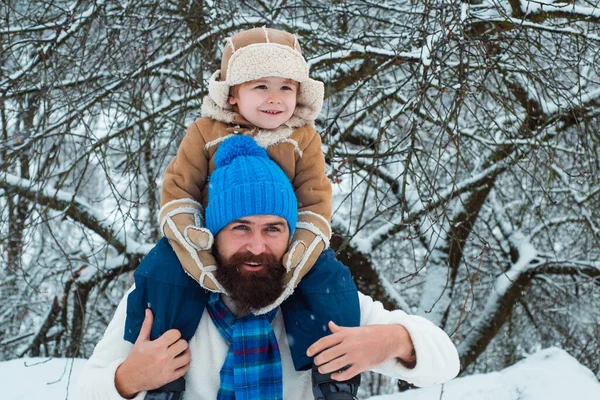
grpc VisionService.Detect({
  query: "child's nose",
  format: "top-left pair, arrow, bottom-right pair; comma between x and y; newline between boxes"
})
267,94 -> 282,104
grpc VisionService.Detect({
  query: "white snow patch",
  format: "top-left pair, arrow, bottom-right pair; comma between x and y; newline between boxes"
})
368,347 -> 600,400
521,0 -> 600,18
2,348 -> 598,399
1,357 -> 86,400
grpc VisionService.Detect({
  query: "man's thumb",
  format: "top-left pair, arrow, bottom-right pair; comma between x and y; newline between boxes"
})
329,320 -> 343,333
136,309 -> 154,343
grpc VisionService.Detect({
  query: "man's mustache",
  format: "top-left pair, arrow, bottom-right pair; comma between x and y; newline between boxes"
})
226,251 -> 280,267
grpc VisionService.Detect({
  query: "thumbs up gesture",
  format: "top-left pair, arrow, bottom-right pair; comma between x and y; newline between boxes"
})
115,309 -> 191,398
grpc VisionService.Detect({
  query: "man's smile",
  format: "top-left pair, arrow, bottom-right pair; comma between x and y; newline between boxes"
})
242,262 -> 265,272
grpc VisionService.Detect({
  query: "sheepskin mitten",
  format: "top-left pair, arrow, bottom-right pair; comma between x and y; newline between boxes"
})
159,199 -> 225,293
282,211 -> 331,281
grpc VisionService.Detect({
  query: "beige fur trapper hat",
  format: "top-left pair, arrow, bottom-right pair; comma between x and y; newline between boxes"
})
207,27 -> 324,127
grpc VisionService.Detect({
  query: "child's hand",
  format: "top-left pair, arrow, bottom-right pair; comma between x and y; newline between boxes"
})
282,211 -> 331,281
159,201 -> 223,292
182,226 -> 222,292
185,226 -> 214,250
283,231 -> 311,271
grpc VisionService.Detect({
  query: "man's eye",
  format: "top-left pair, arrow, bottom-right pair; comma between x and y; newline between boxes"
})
233,225 -> 249,231
266,226 -> 281,233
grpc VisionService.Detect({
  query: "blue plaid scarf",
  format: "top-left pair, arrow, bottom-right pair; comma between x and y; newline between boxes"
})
207,293 -> 283,400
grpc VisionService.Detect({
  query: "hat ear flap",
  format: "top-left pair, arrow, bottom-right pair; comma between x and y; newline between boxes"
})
291,79 -> 324,126
208,71 -> 231,109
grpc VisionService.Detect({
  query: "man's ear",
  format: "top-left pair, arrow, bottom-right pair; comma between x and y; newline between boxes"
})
227,96 -> 237,105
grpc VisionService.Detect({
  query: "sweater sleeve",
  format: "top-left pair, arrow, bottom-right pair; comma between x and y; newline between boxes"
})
358,292 -> 460,387
293,127 -> 332,222
75,286 -> 147,400
158,119 -> 211,273
161,119 -> 210,208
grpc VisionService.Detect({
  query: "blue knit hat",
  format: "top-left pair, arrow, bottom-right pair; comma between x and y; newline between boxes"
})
205,135 -> 298,236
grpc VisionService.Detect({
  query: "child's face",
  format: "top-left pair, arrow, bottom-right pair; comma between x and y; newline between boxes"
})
228,77 -> 298,129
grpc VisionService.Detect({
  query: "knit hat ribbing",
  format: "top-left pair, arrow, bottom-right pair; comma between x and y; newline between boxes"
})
205,135 -> 298,236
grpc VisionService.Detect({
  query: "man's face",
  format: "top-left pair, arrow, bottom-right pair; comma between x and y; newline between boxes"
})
213,215 -> 290,313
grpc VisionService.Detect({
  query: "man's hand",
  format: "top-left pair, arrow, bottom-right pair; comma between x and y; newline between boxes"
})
115,309 -> 191,398
306,321 -> 415,381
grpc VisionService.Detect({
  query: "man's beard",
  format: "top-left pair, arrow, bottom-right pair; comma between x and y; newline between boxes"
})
214,249 -> 285,315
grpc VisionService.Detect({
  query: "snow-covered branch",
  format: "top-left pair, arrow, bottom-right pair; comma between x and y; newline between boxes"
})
416,219 -> 453,326
0,0 -> 106,92
520,1 -> 600,22
362,152 -> 518,253
0,173 -> 150,256
470,16 -> 600,42
328,233 -> 406,312
533,258 -> 600,278
457,227 -> 540,368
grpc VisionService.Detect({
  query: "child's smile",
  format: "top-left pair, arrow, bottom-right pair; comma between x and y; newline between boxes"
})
228,77 -> 298,130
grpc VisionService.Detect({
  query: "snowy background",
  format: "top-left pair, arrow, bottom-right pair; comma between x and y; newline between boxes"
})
3,348 -> 600,399
2,0 -> 600,398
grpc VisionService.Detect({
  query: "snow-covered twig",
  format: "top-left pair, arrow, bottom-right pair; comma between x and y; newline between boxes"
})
0,173 -> 151,256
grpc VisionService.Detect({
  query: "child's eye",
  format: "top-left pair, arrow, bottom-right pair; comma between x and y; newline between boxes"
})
254,84 -> 268,89
281,85 -> 294,91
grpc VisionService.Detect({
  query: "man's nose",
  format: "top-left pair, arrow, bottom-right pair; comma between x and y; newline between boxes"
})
245,236 -> 266,255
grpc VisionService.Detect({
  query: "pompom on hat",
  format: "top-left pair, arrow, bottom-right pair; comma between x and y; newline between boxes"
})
206,27 -> 324,127
205,135 -> 298,236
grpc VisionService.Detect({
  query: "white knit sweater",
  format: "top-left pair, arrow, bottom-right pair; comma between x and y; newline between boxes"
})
76,289 -> 460,399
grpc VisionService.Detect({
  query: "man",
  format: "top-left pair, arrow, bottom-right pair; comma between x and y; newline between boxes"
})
76,137 -> 460,400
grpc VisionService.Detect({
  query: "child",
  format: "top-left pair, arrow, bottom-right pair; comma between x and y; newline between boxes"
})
124,27 -> 361,399
159,26 -> 332,307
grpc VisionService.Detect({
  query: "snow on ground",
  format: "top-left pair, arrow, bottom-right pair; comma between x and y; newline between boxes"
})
1,357 -> 86,400
371,347 -> 600,400
1,347 -> 598,399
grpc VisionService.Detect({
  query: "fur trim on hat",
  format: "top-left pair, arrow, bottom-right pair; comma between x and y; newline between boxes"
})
201,84 -> 237,123
226,43 -> 308,85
